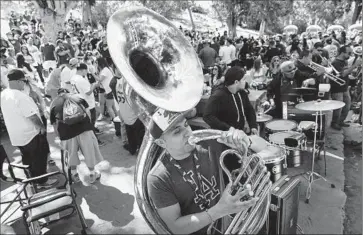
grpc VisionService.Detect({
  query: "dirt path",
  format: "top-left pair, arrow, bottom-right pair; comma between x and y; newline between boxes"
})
343,143 -> 362,235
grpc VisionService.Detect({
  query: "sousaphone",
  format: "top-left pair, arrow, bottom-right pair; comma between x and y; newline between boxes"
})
107,6 -> 271,234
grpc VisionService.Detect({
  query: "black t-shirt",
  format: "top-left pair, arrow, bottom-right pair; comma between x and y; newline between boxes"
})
50,94 -> 94,140
147,144 -> 222,235
264,47 -> 281,63
331,58 -> 348,93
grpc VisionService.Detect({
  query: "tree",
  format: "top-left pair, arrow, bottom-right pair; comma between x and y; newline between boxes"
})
34,0 -> 77,42
212,0 -> 251,38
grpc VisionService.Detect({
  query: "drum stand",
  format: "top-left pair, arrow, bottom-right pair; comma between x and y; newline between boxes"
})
303,110 -> 335,204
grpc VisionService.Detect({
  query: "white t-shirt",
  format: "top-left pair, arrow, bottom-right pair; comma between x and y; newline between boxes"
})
100,67 -> 113,94
115,78 -> 138,125
71,74 -> 95,109
27,44 -> 42,64
219,45 -> 236,64
324,44 -> 338,62
60,66 -> 76,92
1,89 -> 41,146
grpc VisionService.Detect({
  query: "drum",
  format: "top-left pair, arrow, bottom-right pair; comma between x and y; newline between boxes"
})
269,131 -> 305,167
257,145 -> 287,183
265,119 -> 298,140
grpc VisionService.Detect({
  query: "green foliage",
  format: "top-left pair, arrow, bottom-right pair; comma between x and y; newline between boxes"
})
141,0 -> 189,19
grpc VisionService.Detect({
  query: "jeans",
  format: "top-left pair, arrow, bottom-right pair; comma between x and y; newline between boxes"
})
331,90 -> 351,125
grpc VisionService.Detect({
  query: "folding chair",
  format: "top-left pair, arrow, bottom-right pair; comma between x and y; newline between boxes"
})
0,144 -> 88,234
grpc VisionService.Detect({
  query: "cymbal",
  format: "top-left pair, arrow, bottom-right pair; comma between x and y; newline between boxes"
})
295,100 -> 345,111
256,113 -> 273,122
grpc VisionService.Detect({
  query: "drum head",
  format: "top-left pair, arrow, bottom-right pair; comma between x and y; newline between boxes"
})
258,145 -> 285,163
269,131 -> 301,145
266,119 -> 297,131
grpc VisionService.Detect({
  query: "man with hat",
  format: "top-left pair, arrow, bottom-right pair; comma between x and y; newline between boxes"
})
266,61 -> 316,118
147,107 -> 261,234
198,39 -> 218,74
1,69 -> 57,188
60,58 -> 78,92
204,66 -> 258,135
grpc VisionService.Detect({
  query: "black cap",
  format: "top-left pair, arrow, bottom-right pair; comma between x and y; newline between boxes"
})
224,66 -> 245,86
7,69 -> 25,81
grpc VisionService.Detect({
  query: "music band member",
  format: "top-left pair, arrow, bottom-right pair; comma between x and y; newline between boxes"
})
295,49 -> 326,91
203,66 -> 258,135
147,111 -> 259,235
266,61 -> 317,118
330,45 -> 362,130
312,42 -> 329,67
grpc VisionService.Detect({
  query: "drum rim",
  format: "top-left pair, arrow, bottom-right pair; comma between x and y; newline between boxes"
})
258,144 -> 286,163
268,130 -> 302,145
265,119 -> 298,131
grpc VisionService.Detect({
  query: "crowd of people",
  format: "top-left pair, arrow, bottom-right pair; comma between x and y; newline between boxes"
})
0,7 -> 362,235
0,10 -> 145,187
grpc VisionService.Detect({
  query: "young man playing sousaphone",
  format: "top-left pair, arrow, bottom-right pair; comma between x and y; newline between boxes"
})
147,108 -> 265,235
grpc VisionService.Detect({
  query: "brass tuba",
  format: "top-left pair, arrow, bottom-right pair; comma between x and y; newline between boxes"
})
107,6 -> 271,234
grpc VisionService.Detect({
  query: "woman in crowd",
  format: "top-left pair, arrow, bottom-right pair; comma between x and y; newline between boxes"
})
266,55 -> 281,80
250,57 -> 268,87
95,57 -> 117,122
16,53 -> 36,82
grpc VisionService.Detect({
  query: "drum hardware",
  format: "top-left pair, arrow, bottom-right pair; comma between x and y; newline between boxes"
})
256,113 -> 273,137
295,100 -> 345,203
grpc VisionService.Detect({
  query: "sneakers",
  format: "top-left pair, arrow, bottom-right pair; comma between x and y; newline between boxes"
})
340,122 -> 350,127
37,178 -> 58,189
97,114 -> 105,121
98,140 -> 106,147
89,171 -> 101,184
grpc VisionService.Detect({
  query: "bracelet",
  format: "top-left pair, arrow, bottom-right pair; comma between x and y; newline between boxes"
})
205,209 -> 213,223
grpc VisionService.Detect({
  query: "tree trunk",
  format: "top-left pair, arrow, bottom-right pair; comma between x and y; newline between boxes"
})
351,0 -> 362,24
82,0 -> 92,26
226,0 -> 237,38
36,1 -> 76,43
187,1 -> 195,31
259,19 -> 266,37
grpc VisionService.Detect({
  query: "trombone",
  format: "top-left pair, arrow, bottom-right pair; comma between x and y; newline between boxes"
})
309,61 -> 346,86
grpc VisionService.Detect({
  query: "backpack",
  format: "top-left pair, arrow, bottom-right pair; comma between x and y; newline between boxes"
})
62,95 -> 87,125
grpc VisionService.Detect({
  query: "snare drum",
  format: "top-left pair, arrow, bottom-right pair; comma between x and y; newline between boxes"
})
269,131 -> 305,167
257,145 -> 287,183
265,119 -> 298,140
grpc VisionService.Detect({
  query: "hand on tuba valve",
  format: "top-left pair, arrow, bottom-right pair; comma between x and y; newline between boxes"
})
211,183 -> 258,218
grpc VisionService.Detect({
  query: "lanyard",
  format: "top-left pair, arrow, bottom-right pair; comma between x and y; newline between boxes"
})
168,152 -> 210,210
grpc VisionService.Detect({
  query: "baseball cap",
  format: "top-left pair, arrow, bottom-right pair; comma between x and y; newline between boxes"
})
224,66 -> 245,86
149,109 -> 189,139
69,58 -> 79,67
280,61 -> 296,73
7,69 -> 26,81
